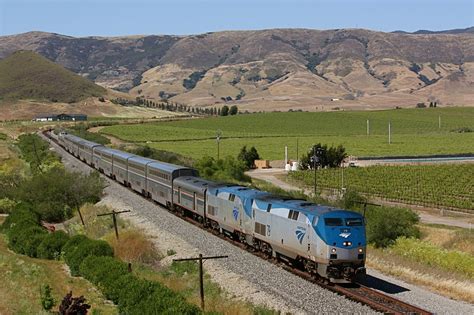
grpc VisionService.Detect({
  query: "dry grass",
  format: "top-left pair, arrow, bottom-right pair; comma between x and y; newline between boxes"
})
65,203 -> 128,239
420,224 -> 474,255
105,229 -> 160,264
367,254 -> 474,303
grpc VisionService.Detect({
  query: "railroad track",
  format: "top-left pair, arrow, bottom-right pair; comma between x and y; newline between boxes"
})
44,130 -> 433,315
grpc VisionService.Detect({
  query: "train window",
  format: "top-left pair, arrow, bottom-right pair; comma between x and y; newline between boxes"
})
288,210 -> 299,220
292,211 -> 299,220
267,204 -> 272,212
346,218 -> 364,226
229,194 -> 235,202
324,218 -> 343,226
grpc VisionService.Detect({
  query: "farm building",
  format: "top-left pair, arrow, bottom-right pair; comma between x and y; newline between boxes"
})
34,113 -> 87,122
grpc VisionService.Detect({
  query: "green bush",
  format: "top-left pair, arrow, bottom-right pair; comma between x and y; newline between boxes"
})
1,203 -> 40,232
64,237 -> 113,276
37,231 -> 70,260
365,206 -> 420,248
0,198 -> 17,214
79,256 -> 200,314
13,166 -> 105,222
10,226 -> 47,257
40,284 -> 56,311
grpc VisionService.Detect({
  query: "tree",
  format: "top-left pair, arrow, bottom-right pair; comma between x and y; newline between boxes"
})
229,105 -> 238,115
237,146 -> 260,169
221,105 -> 229,116
299,143 -> 347,170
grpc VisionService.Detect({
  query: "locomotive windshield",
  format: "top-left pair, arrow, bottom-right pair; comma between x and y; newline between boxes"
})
324,218 -> 343,226
346,218 -> 364,226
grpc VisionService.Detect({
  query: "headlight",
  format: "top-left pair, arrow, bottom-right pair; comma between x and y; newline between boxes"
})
343,241 -> 352,246
358,248 -> 363,253
331,248 -> 337,253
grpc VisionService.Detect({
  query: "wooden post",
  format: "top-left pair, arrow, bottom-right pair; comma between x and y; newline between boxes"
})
199,254 -> 204,310
173,254 -> 228,311
97,209 -> 131,240
77,208 -> 85,226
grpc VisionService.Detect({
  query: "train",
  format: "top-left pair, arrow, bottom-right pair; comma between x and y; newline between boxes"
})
57,132 -> 367,283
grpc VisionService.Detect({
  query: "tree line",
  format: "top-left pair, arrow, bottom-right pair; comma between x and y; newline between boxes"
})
109,97 -> 239,116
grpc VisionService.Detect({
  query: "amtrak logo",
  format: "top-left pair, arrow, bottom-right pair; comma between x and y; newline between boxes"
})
232,207 -> 239,221
339,232 -> 351,238
295,227 -> 306,244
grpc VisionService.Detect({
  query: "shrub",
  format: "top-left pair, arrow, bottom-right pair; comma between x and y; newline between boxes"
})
299,143 -> 347,169
238,146 -> 260,169
79,256 -> 200,314
37,231 -> 70,260
2,203 -> 40,232
364,206 -> 420,248
59,291 -> 91,314
10,226 -> 47,257
64,237 -> 113,276
0,198 -> 17,214
40,284 -> 55,311
195,155 -> 249,182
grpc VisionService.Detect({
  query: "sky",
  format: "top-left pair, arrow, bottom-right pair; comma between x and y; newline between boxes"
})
0,0 -> 473,37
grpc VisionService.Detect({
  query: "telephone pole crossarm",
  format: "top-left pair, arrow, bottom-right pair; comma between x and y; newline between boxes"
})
173,254 -> 228,310
97,209 -> 131,239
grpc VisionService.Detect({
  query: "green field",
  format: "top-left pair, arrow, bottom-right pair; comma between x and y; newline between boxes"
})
100,107 -> 474,160
289,164 -> 474,211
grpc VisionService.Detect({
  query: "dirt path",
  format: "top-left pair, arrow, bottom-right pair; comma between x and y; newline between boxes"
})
246,168 -> 474,229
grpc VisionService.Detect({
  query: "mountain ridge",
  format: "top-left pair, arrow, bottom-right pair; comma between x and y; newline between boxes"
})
1,28 -> 473,110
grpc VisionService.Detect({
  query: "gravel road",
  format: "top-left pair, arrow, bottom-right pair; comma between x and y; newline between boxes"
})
44,133 -> 474,314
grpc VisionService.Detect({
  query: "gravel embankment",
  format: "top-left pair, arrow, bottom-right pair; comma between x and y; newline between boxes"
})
43,133 -> 474,314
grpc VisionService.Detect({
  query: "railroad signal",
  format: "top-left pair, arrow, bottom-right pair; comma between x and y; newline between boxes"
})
97,209 -> 131,239
173,254 -> 228,311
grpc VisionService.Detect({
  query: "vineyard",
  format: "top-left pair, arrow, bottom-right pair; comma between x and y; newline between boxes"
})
100,107 -> 474,160
288,164 -> 474,211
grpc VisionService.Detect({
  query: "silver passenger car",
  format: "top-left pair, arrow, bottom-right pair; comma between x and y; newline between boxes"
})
110,150 -> 135,185
127,156 -> 156,195
147,161 -> 198,206
93,146 -> 116,176
77,138 -> 103,165
172,176 -> 215,217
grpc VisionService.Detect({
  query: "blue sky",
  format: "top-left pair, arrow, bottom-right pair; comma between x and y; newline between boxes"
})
1,0 -> 473,37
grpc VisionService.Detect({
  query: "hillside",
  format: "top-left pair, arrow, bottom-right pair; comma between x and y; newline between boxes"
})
0,50 -> 105,103
0,29 -> 473,110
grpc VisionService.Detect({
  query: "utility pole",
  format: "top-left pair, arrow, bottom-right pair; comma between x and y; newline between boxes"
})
296,138 -> 299,162
173,254 -> 228,311
216,130 -> 222,160
367,119 -> 370,136
97,209 -> 131,239
438,115 -> 441,130
311,147 -> 324,196
388,121 -> 391,144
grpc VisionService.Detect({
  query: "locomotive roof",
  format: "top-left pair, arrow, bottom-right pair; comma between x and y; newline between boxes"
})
173,176 -> 218,193
220,185 -> 342,216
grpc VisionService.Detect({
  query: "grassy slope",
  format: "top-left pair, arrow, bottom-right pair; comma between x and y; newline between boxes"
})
367,224 -> 474,303
0,50 -> 105,103
100,107 -> 474,159
0,233 -> 116,314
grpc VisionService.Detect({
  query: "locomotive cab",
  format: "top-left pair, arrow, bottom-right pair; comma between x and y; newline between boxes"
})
314,211 -> 367,282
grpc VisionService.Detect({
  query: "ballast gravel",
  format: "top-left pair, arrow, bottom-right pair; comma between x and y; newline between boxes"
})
44,133 -> 474,314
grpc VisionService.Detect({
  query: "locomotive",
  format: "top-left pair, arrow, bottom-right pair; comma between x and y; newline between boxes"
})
58,132 -> 366,282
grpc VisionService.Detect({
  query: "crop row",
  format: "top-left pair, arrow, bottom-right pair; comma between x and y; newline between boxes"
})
289,164 -> 474,211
